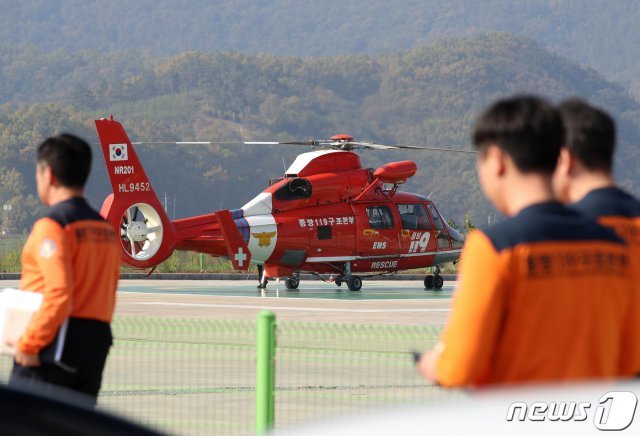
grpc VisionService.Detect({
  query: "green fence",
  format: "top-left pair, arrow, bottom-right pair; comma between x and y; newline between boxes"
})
0,315 -> 450,435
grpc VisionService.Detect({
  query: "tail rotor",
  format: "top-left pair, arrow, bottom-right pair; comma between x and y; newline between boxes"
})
119,203 -> 165,261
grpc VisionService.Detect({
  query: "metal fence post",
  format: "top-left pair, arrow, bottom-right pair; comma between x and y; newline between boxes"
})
256,311 -> 275,434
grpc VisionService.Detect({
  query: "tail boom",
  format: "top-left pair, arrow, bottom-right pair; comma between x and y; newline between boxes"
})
95,117 -> 176,269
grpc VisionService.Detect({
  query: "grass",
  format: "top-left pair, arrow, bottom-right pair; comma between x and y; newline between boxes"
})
0,238 -> 25,272
122,251 -> 257,274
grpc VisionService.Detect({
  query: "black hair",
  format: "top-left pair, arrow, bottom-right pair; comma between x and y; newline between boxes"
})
37,133 -> 92,188
557,98 -> 616,172
472,95 -> 564,175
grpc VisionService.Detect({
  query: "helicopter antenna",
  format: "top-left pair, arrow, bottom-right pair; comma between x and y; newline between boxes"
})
282,156 -> 287,173
427,192 -> 433,199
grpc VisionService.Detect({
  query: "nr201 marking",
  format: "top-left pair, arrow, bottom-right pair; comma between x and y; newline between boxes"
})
114,165 -> 135,175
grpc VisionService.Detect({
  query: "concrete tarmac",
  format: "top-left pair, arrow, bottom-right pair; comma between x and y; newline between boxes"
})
1,279 -> 455,326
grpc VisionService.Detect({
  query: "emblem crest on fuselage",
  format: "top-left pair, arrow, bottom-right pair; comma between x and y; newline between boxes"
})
251,231 -> 276,247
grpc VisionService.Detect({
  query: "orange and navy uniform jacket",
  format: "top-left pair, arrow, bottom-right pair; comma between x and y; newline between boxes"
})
19,197 -> 120,355
573,186 -> 640,376
435,202 -> 633,387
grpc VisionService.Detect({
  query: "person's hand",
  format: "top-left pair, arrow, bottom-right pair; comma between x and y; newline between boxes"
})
416,342 -> 445,383
417,349 -> 438,382
15,350 -> 41,367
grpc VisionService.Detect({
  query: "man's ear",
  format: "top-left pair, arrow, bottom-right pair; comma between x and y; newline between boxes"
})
45,165 -> 58,187
485,144 -> 507,177
557,148 -> 574,176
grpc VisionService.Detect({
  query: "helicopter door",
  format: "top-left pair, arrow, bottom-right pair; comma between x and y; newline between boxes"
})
354,204 -> 400,257
426,203 -> 451,250
396,203 -> 437,255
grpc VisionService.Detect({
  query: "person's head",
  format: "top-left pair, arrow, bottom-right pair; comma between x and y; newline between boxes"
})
552,98 -> 616,203
36,133 -> 92,205
472,95 -> 564,215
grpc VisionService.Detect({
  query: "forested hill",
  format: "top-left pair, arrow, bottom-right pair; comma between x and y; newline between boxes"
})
1,0 -> 639,97
1,34 -> 640,233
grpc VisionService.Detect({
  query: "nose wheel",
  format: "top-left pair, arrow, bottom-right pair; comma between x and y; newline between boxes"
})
424,267 -> 444,290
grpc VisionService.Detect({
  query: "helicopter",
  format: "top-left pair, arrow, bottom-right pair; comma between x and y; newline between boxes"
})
95,116 -> 475,291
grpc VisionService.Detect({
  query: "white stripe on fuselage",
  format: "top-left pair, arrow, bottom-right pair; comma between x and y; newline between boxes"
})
305,249 -> 462,263
241,192 -> 277,263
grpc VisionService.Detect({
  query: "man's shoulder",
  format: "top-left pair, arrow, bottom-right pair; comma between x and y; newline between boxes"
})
574,187 -> 640,219
46,197 -> 104,228
482,202 -> 622,252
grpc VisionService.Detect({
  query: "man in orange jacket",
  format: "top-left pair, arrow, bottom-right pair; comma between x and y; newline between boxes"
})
417,96 -> 633,387
10,133 -> 120,405
552,98 -> 640,376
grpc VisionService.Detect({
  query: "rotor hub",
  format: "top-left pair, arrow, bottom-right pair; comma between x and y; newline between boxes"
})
127,222 -> 148,241
330,134 -> 354,142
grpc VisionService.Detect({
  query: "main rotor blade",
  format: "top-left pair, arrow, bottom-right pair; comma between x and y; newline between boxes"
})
243,141 -> 319,146
412,145 -> 476,154
116,140 -> 476,153
348,141 -> 476,153
126,140 -> 318,146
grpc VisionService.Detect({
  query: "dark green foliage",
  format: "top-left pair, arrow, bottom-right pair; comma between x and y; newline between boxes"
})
1,1 -> 639,95
1,34 -> 639,234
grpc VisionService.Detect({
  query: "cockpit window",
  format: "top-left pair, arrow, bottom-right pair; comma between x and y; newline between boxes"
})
274,178 -> 313,201
397,204 -> 431,230
426,204 -> 445,230
366,206 -> 394,229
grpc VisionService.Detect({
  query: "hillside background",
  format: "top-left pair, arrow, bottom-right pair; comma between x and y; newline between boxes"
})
1,1 -> 639,234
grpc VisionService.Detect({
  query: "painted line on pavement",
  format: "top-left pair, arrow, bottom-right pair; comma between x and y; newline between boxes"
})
131,301 -> 452,313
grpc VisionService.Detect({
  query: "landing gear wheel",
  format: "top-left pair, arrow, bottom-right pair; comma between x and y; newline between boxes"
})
334,277 -> 343,287
285,277 -> 299,290
347,275 -> 362,292
433,275 -> 444,290
424,275 -> 434,289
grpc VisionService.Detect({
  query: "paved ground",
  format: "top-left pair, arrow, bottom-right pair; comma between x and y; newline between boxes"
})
2,279 -> 454,325
0,279 -> 454,435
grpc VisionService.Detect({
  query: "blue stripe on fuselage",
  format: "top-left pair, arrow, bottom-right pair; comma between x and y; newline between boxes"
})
233,216 -> 250,245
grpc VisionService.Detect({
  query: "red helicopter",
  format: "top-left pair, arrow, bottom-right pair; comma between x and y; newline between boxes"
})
95,116 -> 474,291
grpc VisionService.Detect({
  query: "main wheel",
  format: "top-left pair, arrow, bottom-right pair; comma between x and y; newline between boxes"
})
347,275 -> 362,291
433,275 -> 444,290
424,275 -> 434,289
334,277 -> 343,287
285,277 -> 299,290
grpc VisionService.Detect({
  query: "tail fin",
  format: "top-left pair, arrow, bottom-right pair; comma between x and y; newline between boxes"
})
217,210 -> 252,270
95,116 -> 177,268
